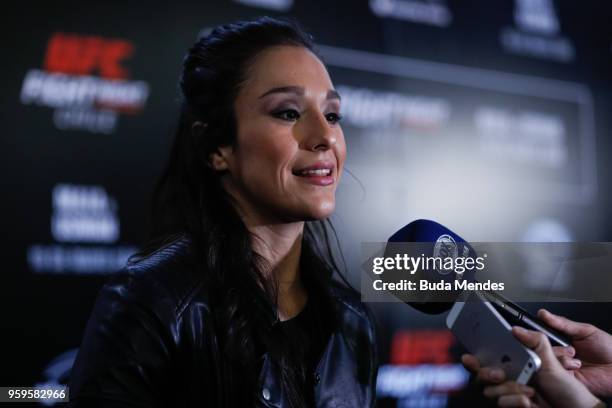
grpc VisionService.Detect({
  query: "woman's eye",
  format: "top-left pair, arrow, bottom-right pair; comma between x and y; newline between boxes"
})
326,112 -> 343,124
273,109 -> 300,121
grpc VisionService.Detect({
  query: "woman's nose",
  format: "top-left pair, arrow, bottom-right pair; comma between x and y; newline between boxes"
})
301,112 -> 337,151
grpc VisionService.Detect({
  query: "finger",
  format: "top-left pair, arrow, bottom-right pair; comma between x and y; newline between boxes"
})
512,326 -> 548,351
476,366 -> 506,384
461,354 -> 480,373
461,354 -> 506,384
484,382 -> 535,399
537,309 -> 594,339
511,327 -> 557,365
498,394 -> 534,408
558,355 -> 582,370
552,345 -> 575,358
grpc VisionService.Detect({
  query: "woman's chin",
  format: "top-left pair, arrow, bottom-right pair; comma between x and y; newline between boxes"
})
265,198 -> 336,222
302,200 -> 335,220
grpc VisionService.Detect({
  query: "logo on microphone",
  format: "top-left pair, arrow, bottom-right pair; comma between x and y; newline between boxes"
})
433,234 -> 457,275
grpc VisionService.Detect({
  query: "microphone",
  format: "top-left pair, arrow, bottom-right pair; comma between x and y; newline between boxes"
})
385,219 -> 570,346
385,219 -> 477,314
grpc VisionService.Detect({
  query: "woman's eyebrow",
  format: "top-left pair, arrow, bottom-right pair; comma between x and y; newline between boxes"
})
258,86 -> 341,101
327,89 -> 341,101
258,86 -> 303,99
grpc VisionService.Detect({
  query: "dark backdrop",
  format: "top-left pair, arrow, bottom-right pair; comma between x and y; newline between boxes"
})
2,1 -> 611,406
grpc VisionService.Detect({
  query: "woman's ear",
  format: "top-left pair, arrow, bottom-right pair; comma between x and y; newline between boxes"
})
208,147 -> 233,171
191,121 -> 233,172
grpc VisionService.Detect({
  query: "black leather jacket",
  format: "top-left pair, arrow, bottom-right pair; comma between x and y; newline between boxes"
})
68,236 -> 378,407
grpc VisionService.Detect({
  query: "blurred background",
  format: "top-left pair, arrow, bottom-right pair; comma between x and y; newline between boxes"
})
2,0 -> 612,406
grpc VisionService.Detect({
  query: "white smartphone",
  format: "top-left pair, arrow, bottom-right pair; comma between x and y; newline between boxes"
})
446,290 -> 541,384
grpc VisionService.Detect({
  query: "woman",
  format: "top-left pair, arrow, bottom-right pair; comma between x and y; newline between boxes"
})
68,16 -> 378,408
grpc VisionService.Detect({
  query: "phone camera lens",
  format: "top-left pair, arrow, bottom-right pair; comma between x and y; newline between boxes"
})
528,362 -> 533,368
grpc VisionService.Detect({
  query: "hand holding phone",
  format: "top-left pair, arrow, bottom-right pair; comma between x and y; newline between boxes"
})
447,290 -> 541,384
482,326 -> 604,408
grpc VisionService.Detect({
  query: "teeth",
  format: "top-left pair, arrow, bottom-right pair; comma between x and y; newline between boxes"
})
300,169 -> 331,176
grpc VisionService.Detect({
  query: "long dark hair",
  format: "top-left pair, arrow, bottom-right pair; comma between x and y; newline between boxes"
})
132,16 -> 356,407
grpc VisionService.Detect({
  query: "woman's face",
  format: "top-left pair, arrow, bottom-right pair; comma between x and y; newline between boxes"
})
216,45 -> 346,223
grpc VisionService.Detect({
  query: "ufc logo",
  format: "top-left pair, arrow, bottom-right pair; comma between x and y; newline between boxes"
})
44,32 -> 134,79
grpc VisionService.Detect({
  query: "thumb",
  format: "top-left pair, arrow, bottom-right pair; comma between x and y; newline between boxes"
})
512,326 -> 559,368
537,309 -> 593,340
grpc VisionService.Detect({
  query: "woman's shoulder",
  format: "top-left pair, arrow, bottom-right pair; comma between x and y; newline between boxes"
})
69,234 -> 212,406
105,233 -> 208,319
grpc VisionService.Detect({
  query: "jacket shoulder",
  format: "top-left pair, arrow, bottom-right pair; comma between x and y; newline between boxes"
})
120,234 -> 207,317
68,234 -> 209,406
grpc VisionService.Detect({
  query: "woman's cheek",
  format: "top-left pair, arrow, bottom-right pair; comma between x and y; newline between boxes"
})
336,141 -> 347,182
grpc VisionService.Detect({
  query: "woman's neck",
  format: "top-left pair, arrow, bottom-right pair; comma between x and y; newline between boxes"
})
248,221 -> 308,321
222,185 -> 310,320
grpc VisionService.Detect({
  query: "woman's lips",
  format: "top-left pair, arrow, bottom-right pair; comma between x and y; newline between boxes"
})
295,173 -> 334,186
292,163 -> 335,186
